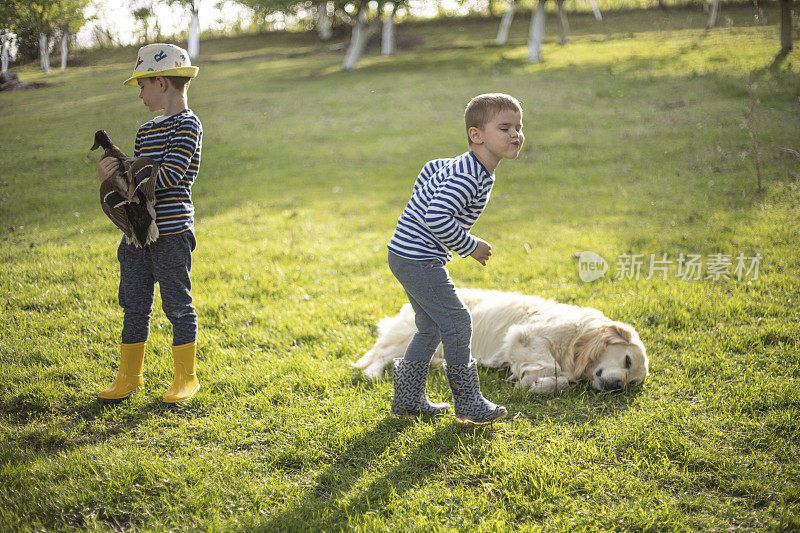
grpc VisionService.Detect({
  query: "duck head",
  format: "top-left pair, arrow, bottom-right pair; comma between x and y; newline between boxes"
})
91,130 -> 113,151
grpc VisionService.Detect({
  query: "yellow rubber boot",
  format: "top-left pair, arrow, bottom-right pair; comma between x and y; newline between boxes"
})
98,342 -> 146,403
163,341 -> 200,405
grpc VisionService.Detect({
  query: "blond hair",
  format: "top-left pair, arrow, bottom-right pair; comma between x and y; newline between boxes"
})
464,93 -> 523,144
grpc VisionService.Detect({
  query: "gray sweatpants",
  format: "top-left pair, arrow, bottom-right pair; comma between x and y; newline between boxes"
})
387,250 -> 472,366
118,230 -> 197,346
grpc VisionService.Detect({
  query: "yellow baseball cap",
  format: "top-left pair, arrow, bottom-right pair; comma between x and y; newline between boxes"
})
123,43 -> 199,86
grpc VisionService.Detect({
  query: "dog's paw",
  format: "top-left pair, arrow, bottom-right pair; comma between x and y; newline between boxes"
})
530,376 -> 570,395
516,373 -> 536,390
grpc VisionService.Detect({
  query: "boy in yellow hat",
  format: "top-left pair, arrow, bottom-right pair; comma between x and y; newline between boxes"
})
96,43 -> 202,405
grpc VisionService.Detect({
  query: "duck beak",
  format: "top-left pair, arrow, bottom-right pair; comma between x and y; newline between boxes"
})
90,141 -> 100,151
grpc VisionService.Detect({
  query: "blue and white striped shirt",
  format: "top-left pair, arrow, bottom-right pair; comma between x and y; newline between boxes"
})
388,151 -> 494,263
134,109 -> 202,236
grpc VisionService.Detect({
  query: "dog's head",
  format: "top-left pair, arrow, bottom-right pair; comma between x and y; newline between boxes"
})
574,322 -> 649,392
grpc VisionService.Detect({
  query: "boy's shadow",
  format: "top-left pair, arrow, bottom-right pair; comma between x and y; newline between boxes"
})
3,396 -> 178,464
254,416 -> 499,531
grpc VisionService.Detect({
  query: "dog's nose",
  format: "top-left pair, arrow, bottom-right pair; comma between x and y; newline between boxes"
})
603,379 -> 625,391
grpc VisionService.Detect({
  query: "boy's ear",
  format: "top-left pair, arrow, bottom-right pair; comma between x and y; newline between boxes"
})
468,126 -> 483,145
155,76 -> 168,92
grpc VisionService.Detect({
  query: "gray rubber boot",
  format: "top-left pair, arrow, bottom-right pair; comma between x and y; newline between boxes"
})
391,358 -> 451,417
444,360 -> 507,425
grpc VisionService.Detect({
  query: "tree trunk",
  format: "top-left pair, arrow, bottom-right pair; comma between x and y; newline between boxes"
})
39,34 -> 51,73
587,0 -> 602,21
781,0 -> 793,51
317,2 -> 332,41
706,0 -> 720,29
188,9 -> 200,59
382,4 -> 396,56
1,34 -> 8,74
557,0 -> 569,45
496,0 -> 516,44
528,0 -> 547,62
343,10 -> 379,70
61,32 -> 68,71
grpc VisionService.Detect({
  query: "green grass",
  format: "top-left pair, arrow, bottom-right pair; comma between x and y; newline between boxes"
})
2,5 -> 800,531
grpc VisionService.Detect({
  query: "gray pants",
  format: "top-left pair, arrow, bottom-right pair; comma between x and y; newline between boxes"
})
388,250 -> 472,366
118,231 -> 197,346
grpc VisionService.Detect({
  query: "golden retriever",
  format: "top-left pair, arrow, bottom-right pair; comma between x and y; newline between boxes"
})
354,289 -> 649,394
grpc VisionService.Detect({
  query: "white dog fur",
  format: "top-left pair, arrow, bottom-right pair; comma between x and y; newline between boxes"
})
354,289 -> 648,394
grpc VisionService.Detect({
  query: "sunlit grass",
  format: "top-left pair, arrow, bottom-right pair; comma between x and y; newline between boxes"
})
1,6 -> 799,531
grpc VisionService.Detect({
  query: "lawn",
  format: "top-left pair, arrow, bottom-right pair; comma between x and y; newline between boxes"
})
1,5 -> 799,531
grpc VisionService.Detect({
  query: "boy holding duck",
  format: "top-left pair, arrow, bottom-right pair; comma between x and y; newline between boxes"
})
96,44 -> 203,405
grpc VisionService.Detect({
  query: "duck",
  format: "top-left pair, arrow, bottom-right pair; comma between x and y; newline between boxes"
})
90,130 -> 159,247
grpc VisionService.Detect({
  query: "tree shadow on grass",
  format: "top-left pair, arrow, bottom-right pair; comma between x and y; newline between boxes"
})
254,416 -> 499,532
742,49 -> 793,83
768,49 -> 790,74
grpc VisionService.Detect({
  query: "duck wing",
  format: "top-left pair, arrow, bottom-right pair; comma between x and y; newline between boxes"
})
129,157 -> 158,203
129,157 -> 160,246
100,177 -> 134,242
97,157 -> 160,246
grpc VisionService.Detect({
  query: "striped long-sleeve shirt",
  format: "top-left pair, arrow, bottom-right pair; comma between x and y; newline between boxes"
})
387,151 -> 495,263
134,109 -> 202,237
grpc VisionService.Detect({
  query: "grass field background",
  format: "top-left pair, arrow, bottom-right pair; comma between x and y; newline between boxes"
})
2,5 -> 800,531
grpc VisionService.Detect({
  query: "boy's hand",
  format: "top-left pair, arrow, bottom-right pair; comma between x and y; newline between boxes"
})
470,238 -> 492,266
97,155 -> 119,183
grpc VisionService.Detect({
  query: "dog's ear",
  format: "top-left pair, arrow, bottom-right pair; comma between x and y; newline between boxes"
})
571,326 -> 606,376
604,322 -> 633,344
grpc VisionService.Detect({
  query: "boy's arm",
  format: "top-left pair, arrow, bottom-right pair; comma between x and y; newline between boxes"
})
155,118 -> 201,190
423,172 -> 480,258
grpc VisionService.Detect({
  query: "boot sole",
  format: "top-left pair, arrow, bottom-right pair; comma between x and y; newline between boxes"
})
162,384 -> 200,406
455,410 -> 508,426
391,408 -> 449,418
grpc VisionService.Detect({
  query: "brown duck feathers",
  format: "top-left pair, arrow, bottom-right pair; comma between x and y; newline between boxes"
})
91,130 -> 160,247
